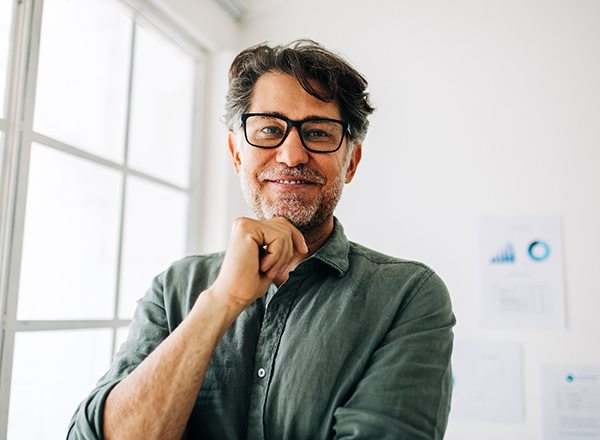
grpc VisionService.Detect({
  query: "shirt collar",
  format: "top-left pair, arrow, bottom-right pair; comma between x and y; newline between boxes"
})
309,217 -> 350,277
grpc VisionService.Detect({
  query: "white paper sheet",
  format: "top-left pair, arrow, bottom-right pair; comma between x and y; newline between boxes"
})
479,216 -> 566,329
451,340 -> 523,422
542,365 -> 600,440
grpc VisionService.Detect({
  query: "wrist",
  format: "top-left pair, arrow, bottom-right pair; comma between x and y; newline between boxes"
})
195,286 -> 248,322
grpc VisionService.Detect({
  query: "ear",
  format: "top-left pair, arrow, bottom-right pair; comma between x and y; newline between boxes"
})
228,131 -> 242,175
344,144 -> 362,183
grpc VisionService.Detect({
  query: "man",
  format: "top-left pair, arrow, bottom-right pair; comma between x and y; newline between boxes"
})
68,40 -> 455,440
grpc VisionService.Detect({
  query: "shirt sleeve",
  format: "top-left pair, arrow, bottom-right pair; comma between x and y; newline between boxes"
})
66,272 -> 170,439
332,270 -> 455,440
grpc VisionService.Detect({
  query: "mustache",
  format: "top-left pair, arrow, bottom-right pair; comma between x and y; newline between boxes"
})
257,164 -> 326,185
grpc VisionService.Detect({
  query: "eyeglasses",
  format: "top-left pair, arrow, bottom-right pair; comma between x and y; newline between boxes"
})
241,113 -> 350,153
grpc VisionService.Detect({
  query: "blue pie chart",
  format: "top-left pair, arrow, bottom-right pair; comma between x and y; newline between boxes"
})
528,240 -> 550,261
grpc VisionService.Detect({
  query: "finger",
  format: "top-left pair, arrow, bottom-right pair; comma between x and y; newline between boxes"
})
257,218 -> 304,278
282,250 -> 306,276
259,231 -> 288,273
271,232 -> 295,276
289,225 -> 309,255
269,220 -> 306,275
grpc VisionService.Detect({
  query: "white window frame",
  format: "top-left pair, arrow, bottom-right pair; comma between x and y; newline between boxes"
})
0,0 -> 207,436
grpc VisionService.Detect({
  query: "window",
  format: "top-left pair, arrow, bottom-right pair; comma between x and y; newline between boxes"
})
0,0 -> 12,116
0,0 -> 14,181
0,0 -> 205,437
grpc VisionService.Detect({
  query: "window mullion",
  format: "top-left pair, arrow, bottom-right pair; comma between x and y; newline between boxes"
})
0,0 -> 45,437
15,319 -> 132,332
187,58 -> 207,255
111,18 -> 137,358
29,131 -> 190,192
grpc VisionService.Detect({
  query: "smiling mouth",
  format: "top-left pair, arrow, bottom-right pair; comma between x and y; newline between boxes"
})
258,165 -> 326,187
272,179 -> 314,185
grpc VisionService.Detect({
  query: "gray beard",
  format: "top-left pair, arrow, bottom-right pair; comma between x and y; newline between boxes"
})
240,164 -> 345,233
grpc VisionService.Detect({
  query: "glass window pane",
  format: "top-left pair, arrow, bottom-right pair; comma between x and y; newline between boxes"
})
0,0 -> 13,118
7,329 -> 112,439
18,144 -> 122,319
128,24 -> 195,187
33,0 -> 131,162
119,176 -> 188,318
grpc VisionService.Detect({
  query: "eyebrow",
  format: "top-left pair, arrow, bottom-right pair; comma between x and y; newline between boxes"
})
259,111 -> 340,121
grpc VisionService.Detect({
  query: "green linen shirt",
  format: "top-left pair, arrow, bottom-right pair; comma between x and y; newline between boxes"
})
67,219 -> 455,439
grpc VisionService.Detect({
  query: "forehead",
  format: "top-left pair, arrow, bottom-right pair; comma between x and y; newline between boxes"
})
249,72 -> 341,120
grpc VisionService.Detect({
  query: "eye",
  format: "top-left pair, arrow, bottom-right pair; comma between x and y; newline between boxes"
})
307,129 -> 329,138
260,125 -> 284,136
303,128 -> 334,142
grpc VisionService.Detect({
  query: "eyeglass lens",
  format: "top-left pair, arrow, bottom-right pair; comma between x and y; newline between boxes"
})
244,115 -> 344,152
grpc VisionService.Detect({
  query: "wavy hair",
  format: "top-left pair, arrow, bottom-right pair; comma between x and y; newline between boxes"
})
224,40 -> 375,145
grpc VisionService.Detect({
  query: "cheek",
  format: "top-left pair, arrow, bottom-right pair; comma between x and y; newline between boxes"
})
239,154 -> 261,175
243,149 -> 276,170
324,159 -> 347,181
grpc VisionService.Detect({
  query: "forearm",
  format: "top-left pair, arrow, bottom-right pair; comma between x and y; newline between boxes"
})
103,288 -> 243,440
101,217 -> 306,439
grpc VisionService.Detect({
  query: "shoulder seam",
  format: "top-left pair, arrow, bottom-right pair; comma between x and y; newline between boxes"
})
349,246 -> 432,271
396,269 -> 436,315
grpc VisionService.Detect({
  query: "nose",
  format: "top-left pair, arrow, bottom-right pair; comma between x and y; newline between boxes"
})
276,127 -> 309,167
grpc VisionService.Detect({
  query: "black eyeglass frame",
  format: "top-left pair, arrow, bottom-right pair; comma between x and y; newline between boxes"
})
241,113 -> 351,154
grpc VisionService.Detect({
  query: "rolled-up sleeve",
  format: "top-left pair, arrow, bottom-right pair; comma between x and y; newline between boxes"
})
333,271 -> 455,440
66,272 -> 170,439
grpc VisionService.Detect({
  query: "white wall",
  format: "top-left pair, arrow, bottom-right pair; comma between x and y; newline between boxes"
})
232,1 -> 600,439
152,0 -> 239,50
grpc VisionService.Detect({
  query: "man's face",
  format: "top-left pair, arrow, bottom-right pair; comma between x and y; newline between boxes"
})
228,72 -> 362,232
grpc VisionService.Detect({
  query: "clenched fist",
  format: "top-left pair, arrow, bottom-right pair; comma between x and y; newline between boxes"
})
209,217 -> 308,309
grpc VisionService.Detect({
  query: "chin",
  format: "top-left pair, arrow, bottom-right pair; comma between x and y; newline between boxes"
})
260,203 -> 332,233
242,180 -> 339,232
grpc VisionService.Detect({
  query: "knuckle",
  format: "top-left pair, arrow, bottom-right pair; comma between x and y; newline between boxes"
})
232,216 -> 252,232
273,216 -> 289,226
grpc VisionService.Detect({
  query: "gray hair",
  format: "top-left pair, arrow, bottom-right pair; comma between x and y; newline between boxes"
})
224,39 -> 375,145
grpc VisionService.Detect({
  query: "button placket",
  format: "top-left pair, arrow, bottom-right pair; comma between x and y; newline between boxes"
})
245,292 -> 295,440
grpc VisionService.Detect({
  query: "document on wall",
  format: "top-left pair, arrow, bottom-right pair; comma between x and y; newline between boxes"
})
451,340 -> 523,422
479,216 -> 566,329
542,364 -> 600,440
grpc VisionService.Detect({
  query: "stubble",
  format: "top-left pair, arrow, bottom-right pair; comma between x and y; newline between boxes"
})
240,163 -> 346,233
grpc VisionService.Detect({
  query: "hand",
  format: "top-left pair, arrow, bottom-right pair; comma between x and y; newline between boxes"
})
209,217 -> 308,309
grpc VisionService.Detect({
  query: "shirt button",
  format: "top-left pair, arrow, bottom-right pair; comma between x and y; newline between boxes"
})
257,368 -> 266,378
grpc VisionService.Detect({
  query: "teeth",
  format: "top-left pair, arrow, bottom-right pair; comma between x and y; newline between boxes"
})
275,180 -> 306,184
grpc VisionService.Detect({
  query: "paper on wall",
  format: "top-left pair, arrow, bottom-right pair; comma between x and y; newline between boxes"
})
451,340 -> 523,422
479,216 -> 566,329
542,364 -> 600,440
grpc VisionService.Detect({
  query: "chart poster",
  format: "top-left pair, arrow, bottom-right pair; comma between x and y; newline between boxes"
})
479,216 -> 566,329
542,364 -> 600,440
451,340 -> 523,422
